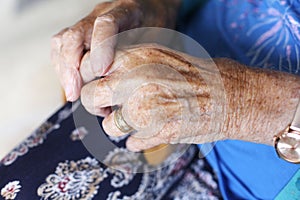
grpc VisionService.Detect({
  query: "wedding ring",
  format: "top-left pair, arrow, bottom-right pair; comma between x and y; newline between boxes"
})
114,107 -> 134,133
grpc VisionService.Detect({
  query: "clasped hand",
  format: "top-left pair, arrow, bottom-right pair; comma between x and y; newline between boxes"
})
51,0 -> 300,150
80,44 -> 226,152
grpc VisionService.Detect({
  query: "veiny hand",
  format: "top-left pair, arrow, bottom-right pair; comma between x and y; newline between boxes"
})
51,0 -> 180,102
81,43 -> 300,151
81,44 -> 227,151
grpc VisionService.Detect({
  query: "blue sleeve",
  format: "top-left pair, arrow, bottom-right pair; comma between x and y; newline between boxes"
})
179,0 -> 300,199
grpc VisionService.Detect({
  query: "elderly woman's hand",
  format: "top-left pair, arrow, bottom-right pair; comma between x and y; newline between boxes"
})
81,44 -> 300,152
51,0 -> 181,102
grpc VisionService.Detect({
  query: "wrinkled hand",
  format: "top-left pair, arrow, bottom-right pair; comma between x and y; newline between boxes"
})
51,0 -> 179,102
81,44 -> 226,151
81,43 -> 300,150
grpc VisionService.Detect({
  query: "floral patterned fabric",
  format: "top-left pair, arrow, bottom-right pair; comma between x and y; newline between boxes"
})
0,102 -> 221,199
181,0 -> 300,74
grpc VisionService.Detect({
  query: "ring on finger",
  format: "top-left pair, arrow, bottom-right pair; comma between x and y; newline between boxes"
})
114,106 -> 134,133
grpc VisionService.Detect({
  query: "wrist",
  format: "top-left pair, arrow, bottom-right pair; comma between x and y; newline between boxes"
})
257,70 -> 300,145
214,58 -> 300,145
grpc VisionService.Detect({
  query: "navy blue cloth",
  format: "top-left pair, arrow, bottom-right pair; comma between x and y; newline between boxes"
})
0,102 -> 221,199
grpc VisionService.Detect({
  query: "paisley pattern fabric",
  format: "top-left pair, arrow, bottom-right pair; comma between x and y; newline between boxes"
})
0,103 -> 221,199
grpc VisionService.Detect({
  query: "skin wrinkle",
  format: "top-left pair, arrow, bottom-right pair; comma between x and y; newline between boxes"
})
96,77 -> 118,107
123,46 -> 213,115
107,46 -> 222,145
117,47 -> 212,111
51,0 -> 300,150
98,46 -> 216,144
81,44 -> 300,150
126,83 -> 181,128
53,0 -> 182,101
215,58 -> 300,145
149,96 -> 180,120
118,47 -> 214,88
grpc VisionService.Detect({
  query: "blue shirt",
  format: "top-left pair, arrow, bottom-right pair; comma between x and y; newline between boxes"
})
178,0 -> 300,199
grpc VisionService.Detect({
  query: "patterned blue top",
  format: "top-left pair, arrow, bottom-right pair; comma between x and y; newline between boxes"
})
178,0 -> 300,199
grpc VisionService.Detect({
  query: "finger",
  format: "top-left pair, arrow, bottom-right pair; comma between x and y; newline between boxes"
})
97,107 -> 112,117
83,2 -> 115,49
102,110 -> 131,137
90,3 -> 141,76
125,119 -> 184,152
80,78 -> 112,113
51,2 -> 118,101
90,14 -> 118,76
56,66 -> 82,101
51,28 -> 84,101
126,135 -> 165,152
81,68 -> 125,112
79,51 -> 95,84
81,78 -> 117,115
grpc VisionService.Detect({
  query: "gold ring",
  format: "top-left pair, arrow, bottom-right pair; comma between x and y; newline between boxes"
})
114,107 -> 133,133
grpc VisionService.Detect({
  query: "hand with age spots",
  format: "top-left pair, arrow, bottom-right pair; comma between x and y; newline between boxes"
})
81,44 -> 300,152
51,0 -> 181,104
80,44 -> 225,151
50,0 -> 300,152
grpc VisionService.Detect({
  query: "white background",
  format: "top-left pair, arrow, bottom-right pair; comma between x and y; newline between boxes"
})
0,0 -> 102,158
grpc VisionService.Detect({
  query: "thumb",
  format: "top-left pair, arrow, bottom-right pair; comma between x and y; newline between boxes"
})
90,2 -> 142,77
90,15 -> 118,77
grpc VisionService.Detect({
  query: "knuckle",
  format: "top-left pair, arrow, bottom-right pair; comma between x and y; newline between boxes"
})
51,26 -> 84,51
51,34 -> 63,49
61,27 -> 84,44
96,13 -> 117,25
51,27 -> 69,44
